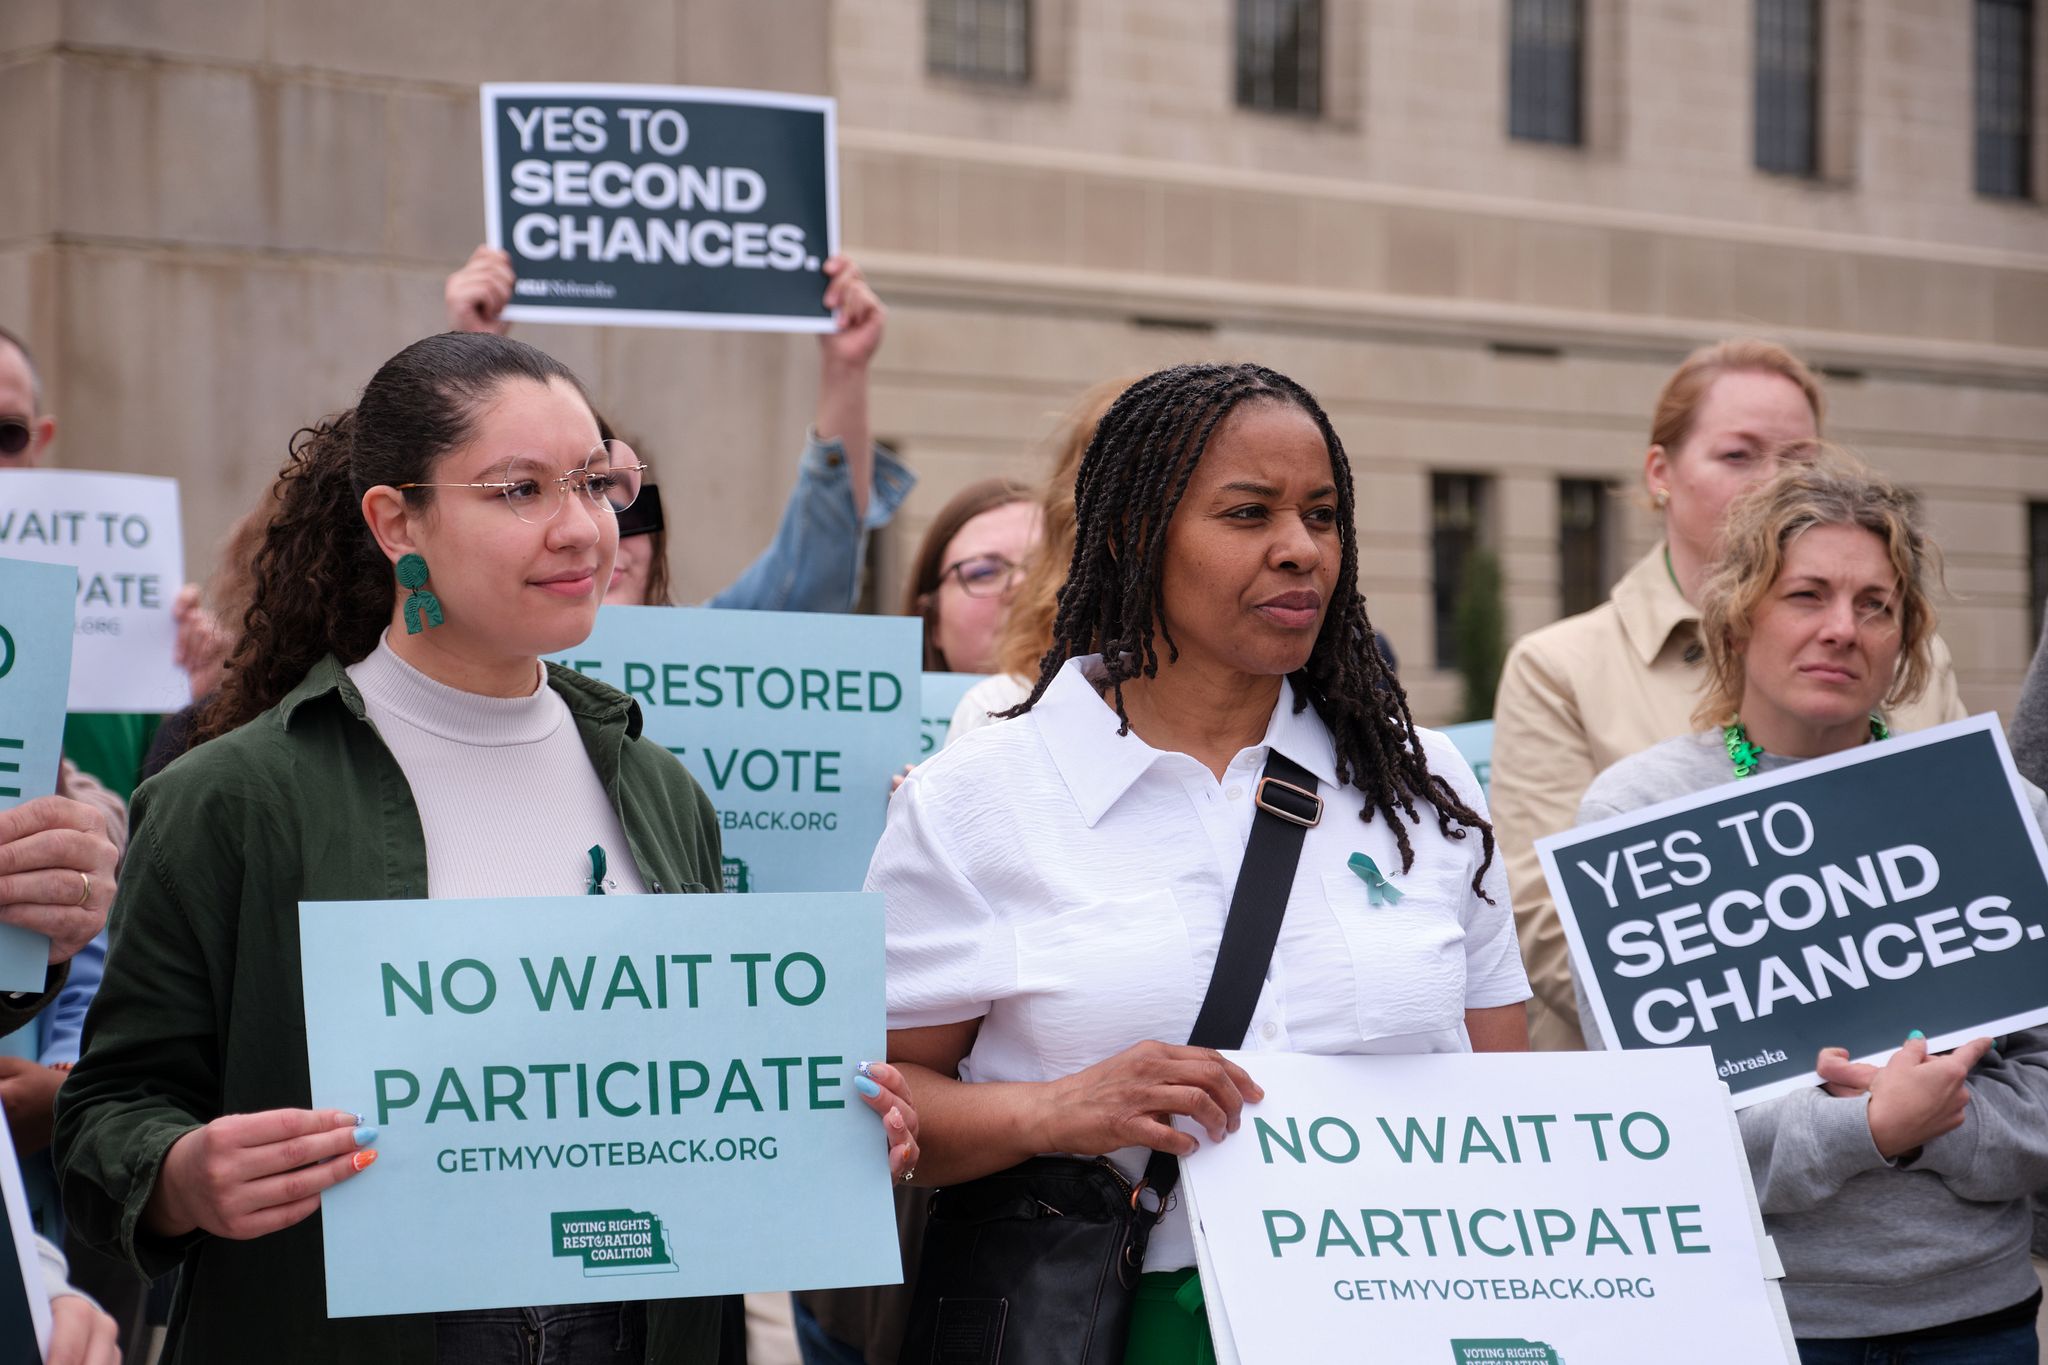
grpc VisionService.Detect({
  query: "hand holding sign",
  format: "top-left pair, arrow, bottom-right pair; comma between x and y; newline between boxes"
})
1045,1041 -> 1265,1157
147,1108 -> 375,1241
0,795 -> 115,963
1844,1033 -> 1992,1159
446,244 -> 518,335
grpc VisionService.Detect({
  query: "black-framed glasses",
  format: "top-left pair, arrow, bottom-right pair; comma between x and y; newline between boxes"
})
941,553 -> 1025,599
0,419 -> 31,456
397,439 -> 646,525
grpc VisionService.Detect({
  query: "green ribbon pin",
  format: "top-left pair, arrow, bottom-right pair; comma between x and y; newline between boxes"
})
1348,852 -> 1403,906
587,845 -> 608,896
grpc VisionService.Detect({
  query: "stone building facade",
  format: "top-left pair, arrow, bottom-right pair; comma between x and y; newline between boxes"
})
4,0 -> 2044,721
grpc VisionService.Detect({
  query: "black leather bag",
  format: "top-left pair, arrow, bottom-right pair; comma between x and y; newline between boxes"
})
897,753 -> 1323,1365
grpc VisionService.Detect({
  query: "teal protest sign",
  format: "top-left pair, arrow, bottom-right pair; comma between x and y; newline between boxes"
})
1538,716 -> 2048,1107
301,893 -> 898,1317
916,672 -> 983,762
0,558 -> 79,990
553,606 -> 920,893
483,83 -> 837,332
1440,719 -> 1495,794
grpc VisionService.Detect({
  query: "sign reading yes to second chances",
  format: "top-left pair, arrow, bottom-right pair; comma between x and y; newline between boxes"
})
0,469 -> 185,712
483,83 -> 837,331
553,607 -> 920,894
1178,1049 -> 1792,1365
1537,716 -> 2048,1107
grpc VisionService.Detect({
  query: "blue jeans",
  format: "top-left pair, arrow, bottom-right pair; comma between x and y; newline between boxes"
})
791,1297 -> 868,1365
1796,1320 -> 2037,1365
435,1303 -> 646,1365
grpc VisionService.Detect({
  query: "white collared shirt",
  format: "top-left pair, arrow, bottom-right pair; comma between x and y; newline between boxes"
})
872,655 -> 1531,1271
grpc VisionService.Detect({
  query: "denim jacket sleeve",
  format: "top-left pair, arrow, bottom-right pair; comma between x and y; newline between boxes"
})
703,433 -> 916,613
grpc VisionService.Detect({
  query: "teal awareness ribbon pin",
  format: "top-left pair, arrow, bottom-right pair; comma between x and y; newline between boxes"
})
1348,852 -> 1402,906
587,845 -> 608,896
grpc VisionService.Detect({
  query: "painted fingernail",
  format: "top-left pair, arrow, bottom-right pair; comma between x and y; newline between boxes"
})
856,1060 -> 877,1080
887,1107 -> 906,1130
352,1125 -> 378,1148
854,1074 -> 881,1097
350,1149 -> 378,1173
1908,1029 -> 1925,1040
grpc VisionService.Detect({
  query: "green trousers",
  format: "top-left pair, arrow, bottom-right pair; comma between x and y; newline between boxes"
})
1123,1269 -> 1217,1365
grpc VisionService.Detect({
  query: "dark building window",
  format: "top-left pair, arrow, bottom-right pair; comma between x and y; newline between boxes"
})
2030,502 -> 2048,647
1236,0 -> 1323,116
927,0 -> 1032,84
1977,0 -> 2036,198
1558,478 -> 1612,618
1432,474 -> 1491,669
1508,0 -> 1583,145
1755,0 -> 1820,176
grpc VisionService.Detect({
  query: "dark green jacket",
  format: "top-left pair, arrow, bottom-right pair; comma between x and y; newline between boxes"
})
53,657 -> 725,1364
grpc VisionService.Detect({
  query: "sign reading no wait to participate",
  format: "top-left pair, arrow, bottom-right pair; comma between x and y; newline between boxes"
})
302,893 -> 899,1317
0,469 -> 186,712
1179,1049 -> 1792,1365
482,83 -> 837,331
1538,717 -> 2048,1107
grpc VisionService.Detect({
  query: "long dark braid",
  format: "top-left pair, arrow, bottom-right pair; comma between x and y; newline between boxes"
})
1009,362 -> 1496,898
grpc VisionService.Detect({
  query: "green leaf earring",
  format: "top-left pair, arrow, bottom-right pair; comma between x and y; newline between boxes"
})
396,553 -> 444,635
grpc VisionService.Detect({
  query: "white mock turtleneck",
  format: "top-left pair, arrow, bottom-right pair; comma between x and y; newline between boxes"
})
345,634 -> 647,899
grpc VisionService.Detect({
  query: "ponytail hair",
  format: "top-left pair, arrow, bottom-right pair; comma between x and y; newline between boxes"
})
198,332 -> 589,740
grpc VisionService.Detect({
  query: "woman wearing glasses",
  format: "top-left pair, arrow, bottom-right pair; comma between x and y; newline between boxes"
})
902,479 -> 1039,675
52,333 -> 920,1364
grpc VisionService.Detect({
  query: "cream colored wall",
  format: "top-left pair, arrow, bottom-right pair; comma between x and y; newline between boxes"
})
1,0 -> 2043,724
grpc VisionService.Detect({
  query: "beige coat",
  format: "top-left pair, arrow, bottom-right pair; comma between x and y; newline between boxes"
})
1490,543 -> 1968,1051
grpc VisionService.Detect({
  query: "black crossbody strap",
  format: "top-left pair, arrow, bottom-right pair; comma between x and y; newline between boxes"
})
1135,751 -> 1319,1218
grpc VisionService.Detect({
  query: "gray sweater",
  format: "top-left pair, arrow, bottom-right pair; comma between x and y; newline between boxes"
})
1578,731 -> 2048,1340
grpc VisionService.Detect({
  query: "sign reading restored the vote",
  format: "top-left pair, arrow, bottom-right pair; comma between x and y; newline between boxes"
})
302,893 -> 899,1317
1537,717 -> 2048,1107
0,469 -> 185,712
1179,1049 -> 1791,1365
483,83 -> 837,331
554,606 -> 919,894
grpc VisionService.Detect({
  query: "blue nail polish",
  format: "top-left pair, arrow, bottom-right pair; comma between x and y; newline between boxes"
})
853,1075 -> 881,1098
353,1125 -> 379,1147
1907,1029 -> 1925,1041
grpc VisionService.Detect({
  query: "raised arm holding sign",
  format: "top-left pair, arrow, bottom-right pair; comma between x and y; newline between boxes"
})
1540,453 -> 2048,1354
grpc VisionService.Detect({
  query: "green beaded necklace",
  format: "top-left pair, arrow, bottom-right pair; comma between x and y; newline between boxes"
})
1722,716 -> 1889,778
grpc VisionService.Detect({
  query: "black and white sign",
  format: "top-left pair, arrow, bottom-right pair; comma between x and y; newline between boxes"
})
482,83 -> 837,332
1537,717 -> 2048,1107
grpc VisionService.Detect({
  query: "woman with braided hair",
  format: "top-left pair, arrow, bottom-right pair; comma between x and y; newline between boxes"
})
873,362 -> 1530,1362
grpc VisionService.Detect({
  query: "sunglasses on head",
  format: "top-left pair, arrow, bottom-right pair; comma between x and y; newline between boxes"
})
0,419 -> 29,456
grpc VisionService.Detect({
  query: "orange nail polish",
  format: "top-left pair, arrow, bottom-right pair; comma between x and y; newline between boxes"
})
350,1149 -> 378,1173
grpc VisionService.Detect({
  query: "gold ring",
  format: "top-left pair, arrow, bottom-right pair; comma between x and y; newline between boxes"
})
75,872 -> 91,907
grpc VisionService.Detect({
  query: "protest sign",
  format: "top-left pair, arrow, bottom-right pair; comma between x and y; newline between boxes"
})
0,1113 -> 51,1358
482,83 -> 837,331
302,892 -> 898,1317
553,606 -> 919,893
1441,719 -> 1495,794
0,469 -> 185,712
1179,1049 -> 1792,1365
916,672 -> 983,762
0,558 -> 78,989
1537,716 -> 2048,1107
